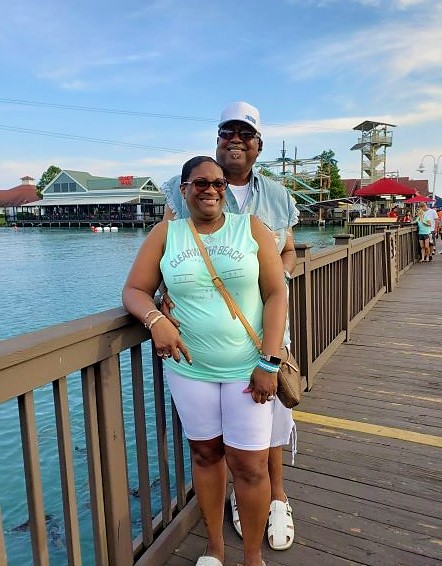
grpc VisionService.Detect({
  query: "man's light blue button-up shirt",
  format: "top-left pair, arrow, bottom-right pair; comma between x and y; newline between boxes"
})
161,168 -> 299,254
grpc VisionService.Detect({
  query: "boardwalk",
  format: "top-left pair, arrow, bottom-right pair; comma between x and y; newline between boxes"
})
165,254 -> 442,566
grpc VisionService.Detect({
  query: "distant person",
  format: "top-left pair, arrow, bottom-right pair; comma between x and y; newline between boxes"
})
437,208 -> 442,238
402,211 -> 411,222
415,207 -> 432,262
418,202 -> 439,257
161,101 -> 299,551
387,206 -> 399,219
123,155 -> 287,566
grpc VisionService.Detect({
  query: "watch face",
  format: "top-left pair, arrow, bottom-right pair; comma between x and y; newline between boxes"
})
261,354 -> 282,365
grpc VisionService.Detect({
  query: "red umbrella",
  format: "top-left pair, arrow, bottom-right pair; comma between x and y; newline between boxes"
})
354,178 -> 417,197
403,193 -> 434,203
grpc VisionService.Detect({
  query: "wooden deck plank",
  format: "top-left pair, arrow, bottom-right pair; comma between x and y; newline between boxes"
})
165,256 -> 442,566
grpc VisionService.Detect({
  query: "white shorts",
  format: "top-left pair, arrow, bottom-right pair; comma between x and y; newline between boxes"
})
165,368 -> 273,451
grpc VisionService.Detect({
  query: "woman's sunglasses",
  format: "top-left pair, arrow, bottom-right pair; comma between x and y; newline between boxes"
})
182,178 -> 227,193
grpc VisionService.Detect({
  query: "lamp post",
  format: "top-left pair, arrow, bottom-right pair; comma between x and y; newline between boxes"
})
417,154 -> 442,201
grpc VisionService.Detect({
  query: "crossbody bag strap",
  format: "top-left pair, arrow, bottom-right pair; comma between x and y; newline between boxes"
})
187,218 -> 262,351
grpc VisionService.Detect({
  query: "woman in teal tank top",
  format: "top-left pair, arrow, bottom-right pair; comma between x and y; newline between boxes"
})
123,156 -> 287,566
415,208 -> 432,262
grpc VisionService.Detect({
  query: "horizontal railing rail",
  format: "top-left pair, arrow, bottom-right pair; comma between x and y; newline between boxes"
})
0,226 -> 418,565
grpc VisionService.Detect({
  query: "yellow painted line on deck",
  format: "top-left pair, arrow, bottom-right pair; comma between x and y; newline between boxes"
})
401,350 -> 442,359
358,388 -> 442,404
294,411 -> 442,448
375,345 -> 442,359
357,344 -> 441,359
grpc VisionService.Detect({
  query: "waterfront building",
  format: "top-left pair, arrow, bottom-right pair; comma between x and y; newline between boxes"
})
6,169 -> 165,228
0,176 -> 39,225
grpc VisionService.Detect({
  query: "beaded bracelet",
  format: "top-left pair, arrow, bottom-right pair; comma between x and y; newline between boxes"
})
148,313 -> 166,331
257,359 -> 280,373
143,309 -> 160,329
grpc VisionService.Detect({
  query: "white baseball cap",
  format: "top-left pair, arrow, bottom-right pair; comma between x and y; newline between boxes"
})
218,101 -> 261,134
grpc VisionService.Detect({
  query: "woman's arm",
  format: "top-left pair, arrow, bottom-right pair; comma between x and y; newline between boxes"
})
122,221 -> 191,364
251,216 -> 287,356
247,215 -> 288,403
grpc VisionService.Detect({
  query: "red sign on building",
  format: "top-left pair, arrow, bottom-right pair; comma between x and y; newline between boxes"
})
118,176 -> 134,186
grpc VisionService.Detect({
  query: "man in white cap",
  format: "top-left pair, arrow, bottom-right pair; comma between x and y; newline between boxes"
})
161,101 -> 299,551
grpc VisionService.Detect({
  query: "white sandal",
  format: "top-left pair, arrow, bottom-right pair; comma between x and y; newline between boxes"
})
230,490 -> 243,538
196,556 -> 223,566
267,499 -> 294,550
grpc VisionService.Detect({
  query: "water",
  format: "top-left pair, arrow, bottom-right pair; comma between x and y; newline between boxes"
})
0,224 -> 340,340
295,223 -> 344,251
0,224 -> 339,565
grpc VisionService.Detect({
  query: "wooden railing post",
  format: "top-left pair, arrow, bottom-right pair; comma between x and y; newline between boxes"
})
294,243 -> 313,390
0,507 -> 6,566
384,230 -> 396,292
18,392 -> 49,566
95,355 -> 133,566
333,234 -> 354,342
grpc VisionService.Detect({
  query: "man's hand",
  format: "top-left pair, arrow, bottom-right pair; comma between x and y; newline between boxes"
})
159,291 -> 181,328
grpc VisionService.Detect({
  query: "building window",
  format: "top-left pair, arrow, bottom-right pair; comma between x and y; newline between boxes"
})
54,184 -> 61,193
69,183 -> 76,192
61,183 -> 68,192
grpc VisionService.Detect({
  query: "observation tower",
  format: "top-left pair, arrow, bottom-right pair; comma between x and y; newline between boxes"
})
351,120 -> 396,186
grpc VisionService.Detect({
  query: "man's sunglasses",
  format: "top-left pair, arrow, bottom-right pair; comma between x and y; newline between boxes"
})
181,178 -> 227,192
218,128 -> 260,142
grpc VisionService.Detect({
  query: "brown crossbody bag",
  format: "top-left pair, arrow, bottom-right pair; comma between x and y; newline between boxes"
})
187,218 -> 302,408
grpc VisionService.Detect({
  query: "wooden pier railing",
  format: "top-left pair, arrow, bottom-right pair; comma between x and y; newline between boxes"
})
0,225 -> 418,566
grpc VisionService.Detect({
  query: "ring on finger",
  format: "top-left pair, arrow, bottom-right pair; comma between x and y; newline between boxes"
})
267,394 -> 276,401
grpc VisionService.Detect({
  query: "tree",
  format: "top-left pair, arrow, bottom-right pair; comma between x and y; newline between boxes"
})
258,166 -> 278,180
311,150 -> 347,200
37,165 -> 61,198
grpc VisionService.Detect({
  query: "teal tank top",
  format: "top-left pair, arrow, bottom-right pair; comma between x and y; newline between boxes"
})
160,213 -> 262,381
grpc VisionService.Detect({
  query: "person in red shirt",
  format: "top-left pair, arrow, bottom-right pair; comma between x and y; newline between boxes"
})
387,206 -> 399,219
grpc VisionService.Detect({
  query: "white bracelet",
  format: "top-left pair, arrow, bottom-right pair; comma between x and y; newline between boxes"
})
148,313 -> 166,331
143,309 -> 159,328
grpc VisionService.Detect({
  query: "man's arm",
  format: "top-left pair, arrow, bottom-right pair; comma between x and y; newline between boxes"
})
163,205 -> 176,221
158,204 -> 179,325
433,211 -> 439,233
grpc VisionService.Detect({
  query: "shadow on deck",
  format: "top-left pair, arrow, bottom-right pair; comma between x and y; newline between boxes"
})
166,254 -> 442,566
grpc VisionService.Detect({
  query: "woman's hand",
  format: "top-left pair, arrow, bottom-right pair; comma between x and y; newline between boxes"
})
151,317 -> 192,364
245,366 -> 278,404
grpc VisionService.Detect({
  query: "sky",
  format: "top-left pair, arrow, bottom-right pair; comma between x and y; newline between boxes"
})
1,0 -> 442,196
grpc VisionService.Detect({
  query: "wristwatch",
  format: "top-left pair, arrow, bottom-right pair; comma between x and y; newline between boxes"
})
260,354 -> 282,365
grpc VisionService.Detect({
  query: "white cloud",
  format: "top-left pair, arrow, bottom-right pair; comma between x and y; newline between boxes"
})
286,0 -> 437,7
